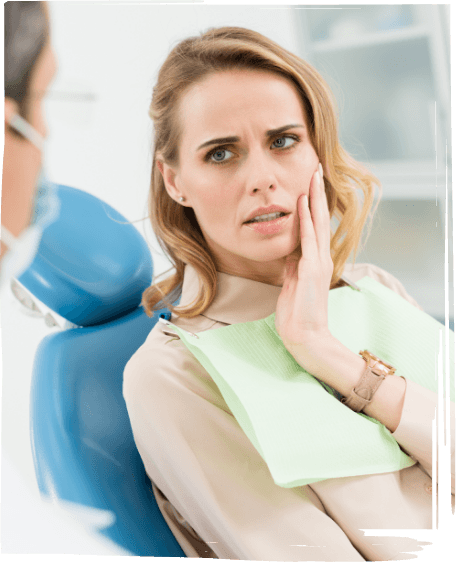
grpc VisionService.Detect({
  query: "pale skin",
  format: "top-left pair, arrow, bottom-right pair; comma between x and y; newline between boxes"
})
159,69 -> 406,433
1,30 -> 58,259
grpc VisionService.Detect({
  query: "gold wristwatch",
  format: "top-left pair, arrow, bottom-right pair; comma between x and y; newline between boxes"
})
342,350 -> 396,413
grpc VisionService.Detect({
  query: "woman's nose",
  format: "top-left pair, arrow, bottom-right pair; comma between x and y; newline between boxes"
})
245,149 -> 277,195
251,183 -> 275,195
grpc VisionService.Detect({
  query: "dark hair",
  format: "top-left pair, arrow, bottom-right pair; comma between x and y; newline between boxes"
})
4,1 -> 49,130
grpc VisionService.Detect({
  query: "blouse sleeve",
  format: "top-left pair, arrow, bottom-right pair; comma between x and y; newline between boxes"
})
392,378 -> 455,495
123,325 -> 366,561
345,263 -> 455,494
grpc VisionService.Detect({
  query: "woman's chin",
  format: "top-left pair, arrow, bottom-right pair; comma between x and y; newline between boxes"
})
245,243 -> 299,264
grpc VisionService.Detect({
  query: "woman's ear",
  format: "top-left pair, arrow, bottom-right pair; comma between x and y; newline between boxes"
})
156,158 -> 164,176
156,157 -> 184,204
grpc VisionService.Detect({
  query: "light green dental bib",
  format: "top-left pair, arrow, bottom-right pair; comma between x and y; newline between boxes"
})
165,277 -> 454,488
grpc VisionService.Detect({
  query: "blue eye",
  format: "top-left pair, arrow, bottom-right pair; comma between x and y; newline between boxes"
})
272,136 -> 296,149
209,148 -> 234,164
206,134 -> 299,165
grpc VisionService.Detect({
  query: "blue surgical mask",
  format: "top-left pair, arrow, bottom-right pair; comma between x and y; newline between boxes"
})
0,114 -> 60,290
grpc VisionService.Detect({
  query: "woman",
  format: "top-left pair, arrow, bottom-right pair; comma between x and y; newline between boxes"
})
123,27 -> 454,561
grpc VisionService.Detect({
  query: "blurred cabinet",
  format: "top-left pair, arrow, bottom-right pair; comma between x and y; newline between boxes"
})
295,5 -> 452,324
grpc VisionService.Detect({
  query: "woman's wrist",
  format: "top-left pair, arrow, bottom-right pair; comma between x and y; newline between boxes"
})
287,335 -> 406,432
286,333 -> 365,397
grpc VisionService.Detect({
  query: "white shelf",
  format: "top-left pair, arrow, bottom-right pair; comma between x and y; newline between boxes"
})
365,158 -> 450,178
312,25 -> 429,53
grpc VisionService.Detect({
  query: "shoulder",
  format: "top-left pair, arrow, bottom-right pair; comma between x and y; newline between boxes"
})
342,262 -> 423,310
123,314 -> 229,414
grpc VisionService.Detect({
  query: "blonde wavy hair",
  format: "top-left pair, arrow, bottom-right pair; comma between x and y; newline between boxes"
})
141,26 -> 380,319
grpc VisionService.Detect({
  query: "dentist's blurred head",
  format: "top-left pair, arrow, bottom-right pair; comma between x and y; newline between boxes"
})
1,1 -> 58,287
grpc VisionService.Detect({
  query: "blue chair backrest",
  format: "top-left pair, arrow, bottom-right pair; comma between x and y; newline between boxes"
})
19,184 -> 185,556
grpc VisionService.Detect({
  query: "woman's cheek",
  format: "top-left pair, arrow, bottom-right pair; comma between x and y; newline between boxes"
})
191,189 -> 227,229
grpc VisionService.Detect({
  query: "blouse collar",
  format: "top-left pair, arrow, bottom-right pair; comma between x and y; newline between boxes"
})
179,263 -> 359,326
179,264 -> 282,325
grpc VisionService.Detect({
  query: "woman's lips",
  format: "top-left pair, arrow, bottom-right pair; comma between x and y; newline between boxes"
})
244,213 -> 291,235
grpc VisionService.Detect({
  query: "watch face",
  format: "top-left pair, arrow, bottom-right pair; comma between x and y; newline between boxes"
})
360,350 -> 379,362
375,363 -> 391,376
360,350 -> 396,374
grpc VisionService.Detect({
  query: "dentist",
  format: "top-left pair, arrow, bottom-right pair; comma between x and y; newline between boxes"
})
1,1 -> 58,287
1,2 -> 128,554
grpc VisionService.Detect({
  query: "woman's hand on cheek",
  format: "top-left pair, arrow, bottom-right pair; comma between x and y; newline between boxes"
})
274,166 -> 406,426
275,165 -> 334,356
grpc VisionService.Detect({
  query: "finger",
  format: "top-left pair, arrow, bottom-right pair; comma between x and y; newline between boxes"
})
298,191 -> 319,266
309,165 -> 331,261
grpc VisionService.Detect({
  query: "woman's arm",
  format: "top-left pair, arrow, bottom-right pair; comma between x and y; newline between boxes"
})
287,334 -> 406,433
294,334 -> 455,495
275,166 -> 406,429
275,168 -> 454,493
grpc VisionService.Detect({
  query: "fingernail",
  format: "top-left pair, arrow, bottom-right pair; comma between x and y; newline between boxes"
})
315,170 -> 320,188
319,163 -> 324,180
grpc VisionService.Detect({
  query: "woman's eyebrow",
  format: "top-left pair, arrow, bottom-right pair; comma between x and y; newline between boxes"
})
197,135 -> 239,151
196,123 -> 305,151
266,123 -> 305,136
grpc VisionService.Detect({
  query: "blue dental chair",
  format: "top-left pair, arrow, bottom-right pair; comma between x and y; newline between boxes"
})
17,184 -> 186,556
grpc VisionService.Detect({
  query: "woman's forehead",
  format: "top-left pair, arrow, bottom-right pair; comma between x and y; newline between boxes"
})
178,69 -> 308,148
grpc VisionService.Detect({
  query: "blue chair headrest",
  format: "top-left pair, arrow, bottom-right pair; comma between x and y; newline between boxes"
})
18,185 -> 153,327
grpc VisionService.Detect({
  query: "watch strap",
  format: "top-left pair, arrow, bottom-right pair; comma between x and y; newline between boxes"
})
341,364 -> 386,413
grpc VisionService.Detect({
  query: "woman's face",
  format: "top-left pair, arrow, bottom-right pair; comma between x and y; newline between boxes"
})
162,69 -> 320,286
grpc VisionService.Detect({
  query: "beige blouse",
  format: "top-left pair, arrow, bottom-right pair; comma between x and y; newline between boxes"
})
123,263 -> 455,561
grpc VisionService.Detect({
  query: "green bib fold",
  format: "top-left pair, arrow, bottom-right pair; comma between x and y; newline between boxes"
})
164,277 -> 454,488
